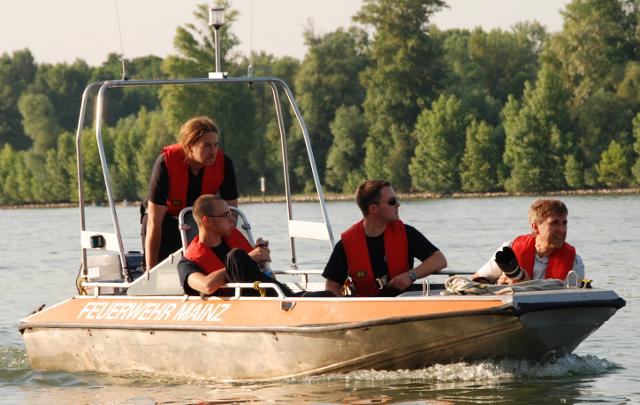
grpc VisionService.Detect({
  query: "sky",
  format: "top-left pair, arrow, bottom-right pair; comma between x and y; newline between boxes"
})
1,0 -> 571,66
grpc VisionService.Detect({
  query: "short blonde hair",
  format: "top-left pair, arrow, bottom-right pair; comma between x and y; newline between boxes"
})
528,199 -> 568,225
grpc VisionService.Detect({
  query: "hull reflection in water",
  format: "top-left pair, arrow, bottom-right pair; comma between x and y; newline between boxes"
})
20,288 -> 625,381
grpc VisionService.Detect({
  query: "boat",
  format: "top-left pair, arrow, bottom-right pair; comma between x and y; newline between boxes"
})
19,13 -> 626,381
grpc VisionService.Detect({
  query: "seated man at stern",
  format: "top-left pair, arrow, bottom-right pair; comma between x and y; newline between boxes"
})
178,194 -> 333,297
177,194 -> 277,296
323,179 -> 447,297
472,198 -> 585,285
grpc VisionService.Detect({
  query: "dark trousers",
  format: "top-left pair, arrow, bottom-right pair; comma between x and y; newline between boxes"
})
225,249 -> 334,298
140,213 -> 181,266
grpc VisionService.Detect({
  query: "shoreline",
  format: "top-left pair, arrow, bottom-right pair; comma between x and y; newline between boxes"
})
2,187 -> 638,209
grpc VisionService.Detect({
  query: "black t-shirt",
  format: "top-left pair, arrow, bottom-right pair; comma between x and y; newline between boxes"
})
322,224 -> 439,285
147,152 -> 239,208
177,242 -> 231,295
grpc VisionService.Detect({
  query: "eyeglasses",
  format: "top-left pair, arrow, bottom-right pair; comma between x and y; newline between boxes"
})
378,197 -> 399,206
207,211 -> 232,219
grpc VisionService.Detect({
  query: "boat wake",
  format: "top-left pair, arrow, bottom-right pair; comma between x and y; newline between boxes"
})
303,354 -> 620,383
0,344 -> 619,388
0,346 -> 28,370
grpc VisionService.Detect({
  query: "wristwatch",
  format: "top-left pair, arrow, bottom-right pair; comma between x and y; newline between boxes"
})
408,270 -> 417,282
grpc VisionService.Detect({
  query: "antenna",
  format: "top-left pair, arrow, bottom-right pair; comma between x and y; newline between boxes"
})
247,0 -> 254,89
113,0 -> 128,80
247,0 -> 254,78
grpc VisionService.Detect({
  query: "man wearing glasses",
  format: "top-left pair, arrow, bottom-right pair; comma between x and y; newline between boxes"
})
178,194 -> 334,297
323,179 -> 447,297
177,194 -> 283,296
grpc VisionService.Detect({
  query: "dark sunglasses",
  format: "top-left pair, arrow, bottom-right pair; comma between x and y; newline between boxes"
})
379,197 -> 399,206
207,211 -> 232,219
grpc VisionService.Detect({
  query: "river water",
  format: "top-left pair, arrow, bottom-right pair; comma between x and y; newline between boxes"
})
1,195 -> 638,404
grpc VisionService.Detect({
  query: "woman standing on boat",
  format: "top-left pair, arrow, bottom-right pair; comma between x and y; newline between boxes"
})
142,116 -> 238,270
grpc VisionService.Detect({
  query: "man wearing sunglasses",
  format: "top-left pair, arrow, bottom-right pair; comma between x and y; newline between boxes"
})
323,179 -> 448,297
177,194 -> 286,296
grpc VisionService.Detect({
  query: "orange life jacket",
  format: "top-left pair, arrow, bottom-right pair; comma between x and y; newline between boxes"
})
163,143 -> 225,216
183,229 -> 253,274
341,219 -> 409,296
511,234 -> 576,280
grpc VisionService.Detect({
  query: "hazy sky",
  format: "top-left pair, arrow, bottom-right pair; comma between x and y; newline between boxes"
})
1,0 -> 570,66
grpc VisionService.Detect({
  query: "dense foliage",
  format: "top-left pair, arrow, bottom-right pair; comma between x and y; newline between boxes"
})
1,0 -> 639,205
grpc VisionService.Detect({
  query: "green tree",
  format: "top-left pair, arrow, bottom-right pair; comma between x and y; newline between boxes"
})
91,53 -> 164,126
543,0 -> 639,183
460,119 -> 502,192
14,151 -> 34,203
26,60 -> 92,133
410,94 -> 469,193
564,153 -> 585,189
41,133 -> 76,202
2,151 -> 31,204
17,93 -> 62,154
355,0 -> 445,190
597,140 -> 631,187
0,49 -> 36,149
325,105 -> 368,192
243,51 -> 300,194
572,88 -> 635,177
24,151 -> 49,202
43,149 -> 68,202
0,144 -> 18,204
135,109 -> 174,199
293,27 -> 370,188
502,66 -> 573,192
438,23 -> 545,126
79,126 -> 113,204
546,0 -> 636,106
108,115 -> 144,201
632,113 -> 640,184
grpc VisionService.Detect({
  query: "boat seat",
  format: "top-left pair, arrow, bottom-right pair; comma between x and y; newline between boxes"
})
178,207 -> 199,249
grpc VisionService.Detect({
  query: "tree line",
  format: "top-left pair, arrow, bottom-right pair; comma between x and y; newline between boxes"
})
1,0 -> 640,205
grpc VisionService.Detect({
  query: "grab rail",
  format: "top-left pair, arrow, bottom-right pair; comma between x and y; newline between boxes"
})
76,76 -> 336,283
217,282 -> 286,299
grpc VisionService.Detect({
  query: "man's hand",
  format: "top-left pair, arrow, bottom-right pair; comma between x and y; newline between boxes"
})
249,237 -> 271,264
497,272 -> 518,285
255,237 -> 269,248
388,271 -> 413,290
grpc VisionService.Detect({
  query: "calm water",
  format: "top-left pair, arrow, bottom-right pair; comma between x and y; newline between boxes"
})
1,195 -> 638,404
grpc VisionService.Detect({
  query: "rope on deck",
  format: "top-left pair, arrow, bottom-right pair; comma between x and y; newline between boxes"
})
442,276 -> 565,296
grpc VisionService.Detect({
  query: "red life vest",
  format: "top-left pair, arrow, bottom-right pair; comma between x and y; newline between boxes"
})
183,229 -> 253,274
511,234 -> 576,280
341,219 -> 409,297
162,143 -> 225,216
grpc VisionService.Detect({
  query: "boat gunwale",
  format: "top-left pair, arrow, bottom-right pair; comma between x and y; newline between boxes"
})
20,295 -> 625,334
19,303 -> 515,333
